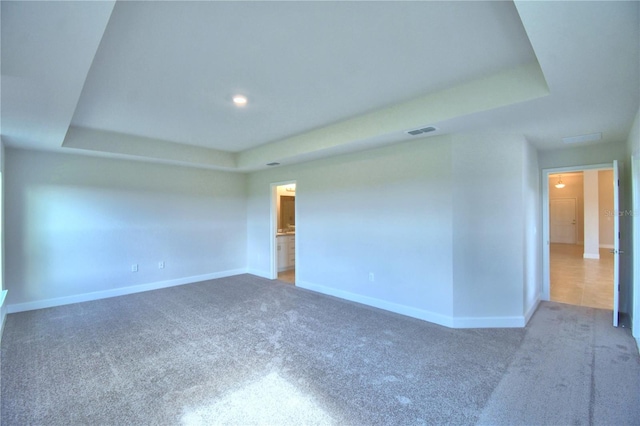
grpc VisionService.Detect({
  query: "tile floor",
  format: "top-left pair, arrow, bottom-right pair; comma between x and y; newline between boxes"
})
550,243 -> 613,309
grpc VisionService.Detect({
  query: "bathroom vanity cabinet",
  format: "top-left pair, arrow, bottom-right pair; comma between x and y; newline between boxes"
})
277,234 -> 295,271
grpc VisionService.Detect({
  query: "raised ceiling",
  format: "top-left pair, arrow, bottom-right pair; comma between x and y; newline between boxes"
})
1,1 -> 638,171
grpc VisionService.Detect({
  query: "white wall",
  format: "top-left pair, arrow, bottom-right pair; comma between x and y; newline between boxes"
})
248,136 -> 455,325
4,148 -> 247,311
626,108 -> 640,344
0,139 -> 6,336
0,140 -> 4,291
598,170 -> 614,248
538,141 -> 626,169
523,139 -> 542,320
450,134 -> 529,324
583,170 -> 600,258
3,131 -> 542,328
248,133 -> 537,328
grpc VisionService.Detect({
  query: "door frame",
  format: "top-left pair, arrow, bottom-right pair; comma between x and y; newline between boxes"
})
613,160 -> 620,326
631,154 -> 639,342
542,163 -> 613,301
549,197 -> 578,244
270,180 -> 297,281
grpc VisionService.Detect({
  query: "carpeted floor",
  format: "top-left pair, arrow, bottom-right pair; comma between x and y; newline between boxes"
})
1,274 -> 639,425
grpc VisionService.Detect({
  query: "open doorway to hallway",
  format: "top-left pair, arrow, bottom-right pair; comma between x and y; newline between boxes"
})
274,183 -> 296,284
548,170 -> 614,309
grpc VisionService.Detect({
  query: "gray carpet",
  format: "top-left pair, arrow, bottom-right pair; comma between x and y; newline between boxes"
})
1,274 -> 639,425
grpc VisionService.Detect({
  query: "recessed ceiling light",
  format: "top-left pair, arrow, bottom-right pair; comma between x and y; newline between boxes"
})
233,95 -> 248,107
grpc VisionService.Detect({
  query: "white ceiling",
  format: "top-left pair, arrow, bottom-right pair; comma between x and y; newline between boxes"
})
1,1 -> 638,172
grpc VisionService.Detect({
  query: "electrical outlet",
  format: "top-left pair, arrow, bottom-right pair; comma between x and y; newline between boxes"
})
131,264 -> 138,272
369,272 -> 375,282
159,261 -> 165,269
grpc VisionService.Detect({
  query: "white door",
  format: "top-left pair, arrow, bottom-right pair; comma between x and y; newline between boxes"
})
550,198 -> 577,244
612,160 -> 620,327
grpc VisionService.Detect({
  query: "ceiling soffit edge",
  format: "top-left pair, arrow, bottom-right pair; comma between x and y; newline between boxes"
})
60,61 -> 549,172
62,126 -> 237,171
237,61 -> 549,170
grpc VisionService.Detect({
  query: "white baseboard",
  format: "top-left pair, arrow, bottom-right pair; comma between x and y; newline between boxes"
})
524,296 -> 542,325
7,269 -> 246,314
451,315 -> 526,328
297,280 -> 530,329
0,290 -> 7,310
297,280 -> 455,327
247,269 -> 272,279
0,290 -> 7,345
583,253 -> 600,259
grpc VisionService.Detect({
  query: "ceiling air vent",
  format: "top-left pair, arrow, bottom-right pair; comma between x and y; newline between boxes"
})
562,132 -> 602,144
406,126 -> 437,136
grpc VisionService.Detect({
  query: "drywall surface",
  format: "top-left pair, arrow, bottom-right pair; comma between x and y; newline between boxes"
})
538,141 -> 626,169
249,132 -> 535,327
0,139 -> 4,292
247,136 -> 455,323
598,170 -> 614,247
0,140 -> 5,332
451,133 -> 526,323
4,149 -> 247,307
583,170 -> 600,258
626,108 -> 639,340
631,109 -> 640,158
523,139 -> 542,319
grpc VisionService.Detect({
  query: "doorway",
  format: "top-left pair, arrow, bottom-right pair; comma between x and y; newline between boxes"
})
271,182 -> 296,284
543,163 -> 620,326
